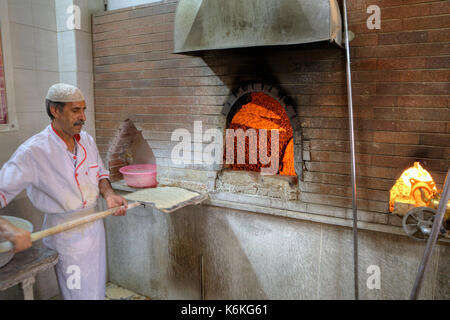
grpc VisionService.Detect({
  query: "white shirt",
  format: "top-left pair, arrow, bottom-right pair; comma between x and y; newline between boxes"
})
0,124 -> 109,213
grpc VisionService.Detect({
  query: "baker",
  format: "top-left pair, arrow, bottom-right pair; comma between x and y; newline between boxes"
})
0,83 -> 128,299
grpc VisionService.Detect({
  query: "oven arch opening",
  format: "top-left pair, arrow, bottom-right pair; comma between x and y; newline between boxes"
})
221,82 -> 302,179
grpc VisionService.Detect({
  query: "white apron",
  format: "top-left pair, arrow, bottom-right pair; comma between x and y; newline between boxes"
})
43,205 -> 106,300
55,238 -> 106,300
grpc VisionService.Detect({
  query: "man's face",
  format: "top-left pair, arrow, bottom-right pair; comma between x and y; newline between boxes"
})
53,101 -> 87,136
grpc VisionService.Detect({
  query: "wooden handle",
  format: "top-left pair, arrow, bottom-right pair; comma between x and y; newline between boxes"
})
0,202 -> 141,254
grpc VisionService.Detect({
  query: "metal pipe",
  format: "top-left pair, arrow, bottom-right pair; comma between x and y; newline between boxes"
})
342,0 -> 359,300
410,168 -> 450,300
200,254 -> 205,300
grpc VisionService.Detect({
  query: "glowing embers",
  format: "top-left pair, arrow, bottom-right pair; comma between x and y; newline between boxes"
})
389,162 -> 438,214
224,92 -> 295,176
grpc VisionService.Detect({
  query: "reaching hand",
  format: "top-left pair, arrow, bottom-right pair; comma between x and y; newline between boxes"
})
10,227 -> 32,253
0,218 -> 32,253
105,194 -> 128,216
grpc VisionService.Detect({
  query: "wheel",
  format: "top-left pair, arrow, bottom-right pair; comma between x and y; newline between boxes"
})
402,207 -> 436,241
430,215 -> 448,236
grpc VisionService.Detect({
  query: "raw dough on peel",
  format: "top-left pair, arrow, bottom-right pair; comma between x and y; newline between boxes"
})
124,187 -> 200,210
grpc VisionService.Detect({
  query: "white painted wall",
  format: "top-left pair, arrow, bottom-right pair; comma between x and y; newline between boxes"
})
107,0 -> 161,11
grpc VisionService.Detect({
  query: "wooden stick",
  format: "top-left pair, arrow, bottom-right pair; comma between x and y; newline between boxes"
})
0,202 -> 141,254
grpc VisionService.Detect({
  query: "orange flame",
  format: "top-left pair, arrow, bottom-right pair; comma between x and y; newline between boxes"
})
389,162 -> 437,212
226,92 -> 295,175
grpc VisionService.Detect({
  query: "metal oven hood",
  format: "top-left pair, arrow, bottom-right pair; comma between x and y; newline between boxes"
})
174,0 -> 343,53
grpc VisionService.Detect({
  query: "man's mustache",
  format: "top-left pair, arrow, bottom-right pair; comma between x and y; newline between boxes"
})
74,120 -> 85,126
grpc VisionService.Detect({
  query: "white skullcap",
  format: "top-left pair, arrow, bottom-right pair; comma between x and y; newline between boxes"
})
46,83 -> 85,103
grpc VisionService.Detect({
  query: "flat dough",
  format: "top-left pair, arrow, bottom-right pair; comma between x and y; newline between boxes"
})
124,187 -> 201,210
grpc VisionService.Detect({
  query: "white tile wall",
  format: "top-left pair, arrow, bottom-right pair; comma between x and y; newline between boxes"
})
3,0 -> 99,152
84,111 -> 96,139
16,111 -> 50,144
37,70 -> 60,102
31,0 -> 57,31
55,0 -> 74,32
34,28 -> 59,71
57,30 -> 77,72
7,0 -> 33,26
75,30 -> 93,73
0,130 -> 21,163
9,22 -> 36,69
12,68 -> 39,113
59,71 -> 78,85
76,71 -> 94,107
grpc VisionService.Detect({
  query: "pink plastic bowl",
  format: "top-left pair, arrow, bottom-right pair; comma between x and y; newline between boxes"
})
119,164 -> 158,188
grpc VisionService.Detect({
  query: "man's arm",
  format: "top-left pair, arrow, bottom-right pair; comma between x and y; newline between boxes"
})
0,217 -> 32,253
98,179 -> 128,216
0,147 -> 37,209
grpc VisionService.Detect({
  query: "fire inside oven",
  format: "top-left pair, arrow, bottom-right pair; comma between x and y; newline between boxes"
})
389,162 -> 438,213
389,162 -> 450,241
224,92 -> 295,176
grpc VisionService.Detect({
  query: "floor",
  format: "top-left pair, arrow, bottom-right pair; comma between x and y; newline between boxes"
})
105,282 -> 151,300
50,282 -> 151,300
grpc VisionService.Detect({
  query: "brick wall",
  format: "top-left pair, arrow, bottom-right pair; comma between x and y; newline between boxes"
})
92,0 -> 450,214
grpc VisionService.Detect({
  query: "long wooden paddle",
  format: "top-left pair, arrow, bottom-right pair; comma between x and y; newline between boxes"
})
0,202 -> 141,253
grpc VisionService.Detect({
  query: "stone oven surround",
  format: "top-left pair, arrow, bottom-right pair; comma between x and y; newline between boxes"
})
92,0 -> 449,299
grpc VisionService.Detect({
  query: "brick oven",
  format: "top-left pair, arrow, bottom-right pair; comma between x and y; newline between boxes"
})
92,0 -> 450,300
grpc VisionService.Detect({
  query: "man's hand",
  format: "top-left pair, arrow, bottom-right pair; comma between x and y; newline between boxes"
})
0,218 -> 32,253
105,193 -> 128,216
99,178 -> 128,216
